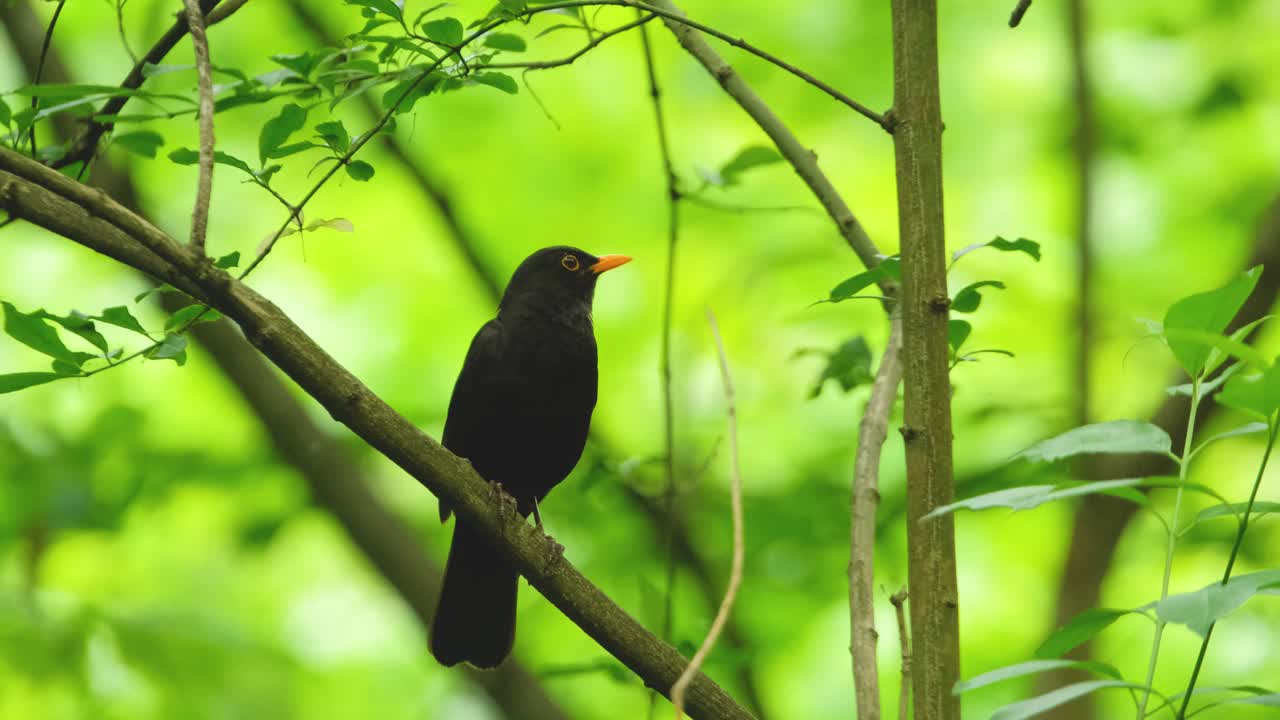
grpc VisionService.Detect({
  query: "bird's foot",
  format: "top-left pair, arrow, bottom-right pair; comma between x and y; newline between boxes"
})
541,535 -> 565,573
488,481 -> 518,532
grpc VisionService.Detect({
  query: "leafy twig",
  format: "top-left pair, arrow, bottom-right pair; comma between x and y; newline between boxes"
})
672,309 -> 745,719
182,0 -> 216,253
486,13 -> 656,70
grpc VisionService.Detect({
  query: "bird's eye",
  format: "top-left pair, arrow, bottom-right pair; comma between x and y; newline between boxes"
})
561,254 -> 580,271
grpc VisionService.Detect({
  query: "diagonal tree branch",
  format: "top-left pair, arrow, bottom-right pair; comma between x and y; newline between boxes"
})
0,144 -> 755,720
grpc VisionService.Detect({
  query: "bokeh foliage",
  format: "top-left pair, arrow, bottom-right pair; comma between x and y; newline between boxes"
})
1,0 -> 1278,718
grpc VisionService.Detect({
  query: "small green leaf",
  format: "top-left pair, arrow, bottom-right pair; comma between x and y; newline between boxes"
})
0,372 -> 65,394
422,17 -> 464,45
991,681 -> 1146,720
314,120 -> 350,153
954,659 -> 1123,695
473,72 -> 518,94
304,217 -> 355,233
346,0 -> 403,23
951,280 -> 1005,314
484,32 -> 526,51
1192,501 -> 1280,527
3,302 -> 87,366
1012,420 -> 1172,463
164,305 -> 221,332
925,477 -> 1229,521
169,148 -> 255,176
1218,360 -> 1280,419
498,0 -> 526,11
1164,266 -> 1262,377
39,312 -> 109,354
258,103 -> 309,166
0,96 -> 11,127
1191,422 -> 1270,459
951,236 -> 1042,265
214,251 -> 241,269
96,306 -> 150,336
381,71 -> 442,112
1035,608 -> 1135,659
146,334 -> 188,365
719,145 -> 783,186
800,337 -> 873,398
51,359 -> 83,376
270,52 -> 317,80
827,258 -> 899,302
112,130 -> 165,158
1154,569 -> 1280,636
948,319 -> 971,355
345,160 -> 375,181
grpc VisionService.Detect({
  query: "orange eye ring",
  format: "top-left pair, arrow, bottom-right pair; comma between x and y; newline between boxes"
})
561,254 -> 580,271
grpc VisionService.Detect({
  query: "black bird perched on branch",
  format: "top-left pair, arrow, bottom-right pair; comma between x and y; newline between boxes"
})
430,246 -> 632,669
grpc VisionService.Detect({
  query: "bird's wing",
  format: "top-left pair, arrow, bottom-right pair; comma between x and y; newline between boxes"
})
439,319 -> 506,522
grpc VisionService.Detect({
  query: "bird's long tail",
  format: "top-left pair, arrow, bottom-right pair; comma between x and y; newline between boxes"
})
430,520 -> 519,668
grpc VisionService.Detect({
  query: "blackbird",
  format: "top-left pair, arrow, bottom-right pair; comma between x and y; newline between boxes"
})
429,246 -> 631,668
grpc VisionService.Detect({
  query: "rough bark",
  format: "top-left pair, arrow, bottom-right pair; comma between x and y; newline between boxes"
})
888,2 -> 961,718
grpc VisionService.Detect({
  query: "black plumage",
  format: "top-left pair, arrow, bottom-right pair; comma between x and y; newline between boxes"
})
429,246 -> 631,669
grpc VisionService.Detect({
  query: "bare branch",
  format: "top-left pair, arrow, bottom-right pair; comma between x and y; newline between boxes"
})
1008,0 -> 1033,27
27,0 -> 67,161
849,311 -> 904,720
0,145 -> 755,720
646,0 -> 892,287
890,589 -> 911,720
673,309 -> 746,719
182,0 -> 216,254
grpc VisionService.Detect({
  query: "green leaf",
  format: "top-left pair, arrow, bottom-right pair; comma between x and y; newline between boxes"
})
1205,315 -> 1272,376
484,32 -> 527,51
258,103 -> 309,166
1153,569 -> 1280,636
1191,422 -> 1270,459
948,319 -> 971,355
1167,361 -> 1240,398
719,145 -> 783,187
1012,420 -> 1172,463
95,306 -> 150,337
498,0 -> 526,11
346,0 -> 403,23
1035,608 -> 1135,659
270,52 -> 317,80
1163,327 -> 1270,372
951,280 -> 1005,314
51,359 -> 83,376
1190,501 -> 1280,528
800,337 -> 873,398
954,659 -> 1123,695
991,681 -> 1147,720
422,17 -> 464,45
169,148 -> 255,176
926,477 -> 1231,521
0,372 -> 65,395
1163,266 -> 1262,377
163,305 -> 221,333
473,72 -> 518,94
827,258 -> 899,302
39,312 -> 109,354
345,160 -> 375,181
951,236 -> 1042,265
314,120 -> 350,153
214,251 -> 241,269
0,96 -> 11,127
381,70 -> 442,113
1218,361 -> 1280,419
304,217 -> 355,233
112,130 -> 165,158
145,334 -> 188,365
3,302 -> 89,366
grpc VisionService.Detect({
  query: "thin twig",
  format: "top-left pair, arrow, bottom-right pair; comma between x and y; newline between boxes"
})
1009,0 -> 1032,27
1069,0 -> 1094,431
28,0 -> 67,161
115,0 -> 139,64
206,0 -> 251,25
673,309 -> 745,719
486,14 -> 656,70
182,0 -> 216,253
646,0 -> 891,286
637,15 -> 684,717
849,311 -> 904,720
890,589 -> 911,720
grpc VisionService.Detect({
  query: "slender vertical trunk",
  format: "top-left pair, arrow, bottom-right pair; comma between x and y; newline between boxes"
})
889,2 -> 961,719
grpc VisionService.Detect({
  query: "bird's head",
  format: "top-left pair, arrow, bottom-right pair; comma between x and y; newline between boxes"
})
499,246 -> 631,316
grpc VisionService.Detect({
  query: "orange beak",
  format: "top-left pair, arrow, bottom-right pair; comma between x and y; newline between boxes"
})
589,254 -> 632,274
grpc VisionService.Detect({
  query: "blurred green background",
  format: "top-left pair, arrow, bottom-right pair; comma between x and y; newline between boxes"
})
1,0 -> 1279,717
